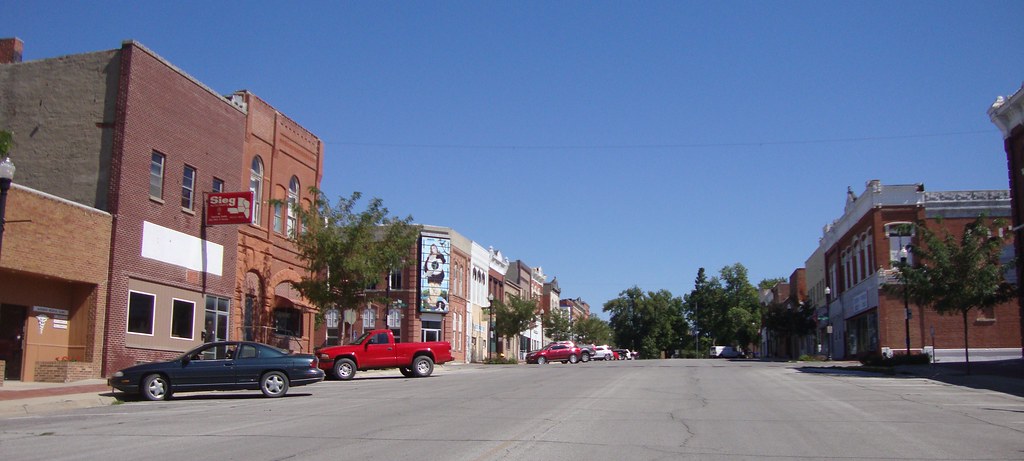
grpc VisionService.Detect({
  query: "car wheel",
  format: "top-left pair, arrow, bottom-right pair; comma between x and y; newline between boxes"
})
537,356 -> 548,365
142,374 -> 171,401
581,352 -> 590,362
261,371 -> 289,398
569,354 -> 579,364
333,358 -> 356,381
412,356 -> 434,377
399,367 -> 414,377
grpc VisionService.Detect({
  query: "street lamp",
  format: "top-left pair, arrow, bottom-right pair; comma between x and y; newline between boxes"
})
0,156 -> 15,262
487,293 -> 494,361
824,286 -> 832,361
900,247 -> 911,357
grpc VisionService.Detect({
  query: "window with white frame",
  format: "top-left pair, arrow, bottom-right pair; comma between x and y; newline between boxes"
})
212,177 -> 224,193
387,308 -> 401,328
181,165 -> 196,210
127,291 -> 156,335
150,151 -> 165,200
886,222 -> 914,266
249,156 -> 264,226
363,306 -> 376,329
287,176 -> 299,236
273,202 -> 283,234
422,320 -> 441,342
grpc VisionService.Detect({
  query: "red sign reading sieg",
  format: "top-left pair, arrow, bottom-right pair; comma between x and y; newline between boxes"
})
206,191 -> 254,225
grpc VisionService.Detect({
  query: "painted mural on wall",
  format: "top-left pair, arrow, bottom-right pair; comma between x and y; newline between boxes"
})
419,236 -> 450,313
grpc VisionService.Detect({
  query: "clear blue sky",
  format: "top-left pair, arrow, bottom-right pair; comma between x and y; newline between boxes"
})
7,2 -> 1024,319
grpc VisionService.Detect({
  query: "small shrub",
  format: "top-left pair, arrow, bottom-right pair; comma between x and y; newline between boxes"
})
484,356 -> 519,365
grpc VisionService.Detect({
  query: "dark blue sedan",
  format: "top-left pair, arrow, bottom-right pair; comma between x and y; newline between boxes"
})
108,341 -> 325,401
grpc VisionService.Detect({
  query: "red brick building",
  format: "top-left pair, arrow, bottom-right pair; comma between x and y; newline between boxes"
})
0,39 -> 245,377
819,181 -> 1020,360
231,91 -> 323,354
989,84 -> 1024,356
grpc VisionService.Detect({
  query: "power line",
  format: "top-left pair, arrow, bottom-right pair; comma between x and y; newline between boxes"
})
324,129 -> 993,151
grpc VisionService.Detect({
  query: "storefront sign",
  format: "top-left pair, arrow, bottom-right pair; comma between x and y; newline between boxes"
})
206,191 -> 254,225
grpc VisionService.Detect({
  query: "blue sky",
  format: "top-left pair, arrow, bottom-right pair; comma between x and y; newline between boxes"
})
6,1 -> 1024,319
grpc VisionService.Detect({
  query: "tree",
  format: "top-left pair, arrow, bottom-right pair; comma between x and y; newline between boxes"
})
763,299 -> 817,359
604,286 -> 684,359
493,295 -> 537,353
289,190 -> 421,325
572,316 -> 612,345
542,308 -> 572,341
897,215 -> 1016,374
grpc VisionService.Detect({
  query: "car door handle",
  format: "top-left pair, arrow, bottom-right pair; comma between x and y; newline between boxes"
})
387,347 -> 393,351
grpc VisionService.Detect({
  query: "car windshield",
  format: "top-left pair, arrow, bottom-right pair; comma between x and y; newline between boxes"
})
349,331 -> 371,345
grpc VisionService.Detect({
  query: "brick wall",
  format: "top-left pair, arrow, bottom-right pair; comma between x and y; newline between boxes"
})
34,361 -> 99,383
0,37 -> 22,64
102,42 -> 245,375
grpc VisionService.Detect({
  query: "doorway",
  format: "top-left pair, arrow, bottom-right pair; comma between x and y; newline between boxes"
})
0,304 -> 27,381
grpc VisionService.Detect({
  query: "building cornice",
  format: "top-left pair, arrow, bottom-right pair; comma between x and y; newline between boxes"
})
989,82 -> 1024,139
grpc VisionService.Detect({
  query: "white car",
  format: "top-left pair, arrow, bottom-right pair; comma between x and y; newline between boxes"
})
592,345 -> 615,360
710,345 -> 742,358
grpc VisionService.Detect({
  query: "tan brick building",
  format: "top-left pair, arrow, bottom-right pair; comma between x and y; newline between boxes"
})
0,185 -> 111,382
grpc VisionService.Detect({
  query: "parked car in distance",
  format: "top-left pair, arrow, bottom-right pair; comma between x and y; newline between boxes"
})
316,329 -> 453,380
613,348 -> 633,360
710,345 -> 743,358
526,342 -> 581,364
576,343 -> 596,362
108,341 -> 325,401
592,345 -> 615,360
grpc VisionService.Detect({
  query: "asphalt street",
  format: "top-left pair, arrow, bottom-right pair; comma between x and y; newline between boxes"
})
0,359 -> 1021,460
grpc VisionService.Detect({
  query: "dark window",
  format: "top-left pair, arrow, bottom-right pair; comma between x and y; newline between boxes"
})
213,177 -> 224,193
274,307 -> 303,337
128,291 -> 155,335
170,299 -> 195,339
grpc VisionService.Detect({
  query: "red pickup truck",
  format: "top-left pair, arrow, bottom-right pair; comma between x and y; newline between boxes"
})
316,329 -> 453,380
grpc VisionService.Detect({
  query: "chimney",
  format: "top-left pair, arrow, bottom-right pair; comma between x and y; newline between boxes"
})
0,37 -> 24,64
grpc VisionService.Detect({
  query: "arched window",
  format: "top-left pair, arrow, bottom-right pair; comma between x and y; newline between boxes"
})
363,306 -> 377,330
249,157 -> 264,225
853,241 -> 862,283
864,232 -> 874,275
286,176 -> 299,236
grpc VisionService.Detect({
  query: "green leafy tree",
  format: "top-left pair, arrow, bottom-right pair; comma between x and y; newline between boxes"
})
542,308 -> 573,341
572,315 -> 612,345
684,268 -> 721,357
897,215 -> 1016,374
493,295 -> 538,350
604,286 -> 684,359
289,190 -> 420,326
763,300 -> 817,359
759,277 -> 786,290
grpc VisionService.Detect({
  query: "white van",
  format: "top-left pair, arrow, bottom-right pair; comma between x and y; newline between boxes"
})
710,346 -> 742,358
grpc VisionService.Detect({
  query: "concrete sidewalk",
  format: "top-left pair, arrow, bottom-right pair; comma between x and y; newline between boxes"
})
0,379 -> 116,417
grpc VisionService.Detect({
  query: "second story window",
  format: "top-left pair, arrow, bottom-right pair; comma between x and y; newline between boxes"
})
150,151 -> 165,200
287,176 -> 299,236
389,269 -> 402,290
181,165 -> 196,210
273,202 -> 283,234
250,156 -> 264,226
212,177 -> 224,193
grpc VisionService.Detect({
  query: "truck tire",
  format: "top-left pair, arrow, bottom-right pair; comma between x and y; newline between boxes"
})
411,356 -> 434,378
580,351 -> 590,362
333,358 -> 356,381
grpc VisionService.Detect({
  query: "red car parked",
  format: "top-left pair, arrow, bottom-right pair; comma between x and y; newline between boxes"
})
525,342 -> 582,364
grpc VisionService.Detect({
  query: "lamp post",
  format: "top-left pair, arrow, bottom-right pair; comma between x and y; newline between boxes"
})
900,247 -> 911,357
487,294 -> 494,361
0,156 -> 15,263
824,286 -> 832,361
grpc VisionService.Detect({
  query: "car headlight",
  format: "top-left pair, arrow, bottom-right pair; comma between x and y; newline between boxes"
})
112,371 -> 124,378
